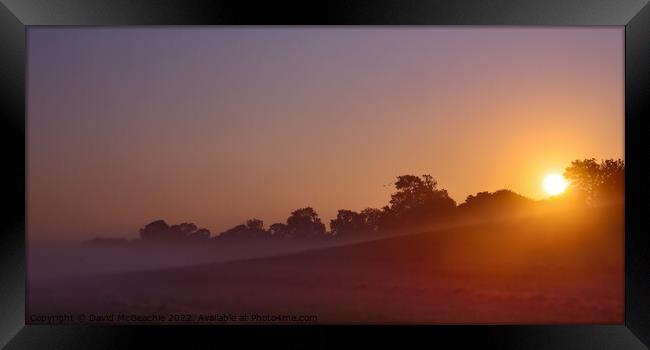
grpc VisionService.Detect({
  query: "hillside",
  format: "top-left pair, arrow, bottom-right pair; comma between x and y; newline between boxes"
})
28,204 -> 623,324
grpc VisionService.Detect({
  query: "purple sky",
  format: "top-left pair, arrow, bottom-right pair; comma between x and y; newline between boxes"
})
27,27 -> 624,241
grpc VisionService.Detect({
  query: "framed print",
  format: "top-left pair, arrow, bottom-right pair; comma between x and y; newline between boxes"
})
1,0 -> 648,348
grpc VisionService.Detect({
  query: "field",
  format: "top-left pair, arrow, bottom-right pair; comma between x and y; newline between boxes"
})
28,205 -> 623,324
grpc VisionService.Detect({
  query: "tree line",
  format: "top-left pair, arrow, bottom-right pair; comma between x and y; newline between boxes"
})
85,158 -> 624,245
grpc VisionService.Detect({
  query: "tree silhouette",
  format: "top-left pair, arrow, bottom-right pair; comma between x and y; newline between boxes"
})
597,159 -> 625,200
330,207 -> 383,236
188,228 -> 211,240
174,223 -> 198,235
139,220 -> 182,241
217,224 -> 249,239
360,208 -> 382,232
139,220 -> 210,241
245,218 -> 269,238
269,223 -> 289,238
286,207 -> 326,238
462,189 -> 532,207
330,210 -> 365,236
217,218 -> 269,239
458,189 -> 535,217
564,158 -> 624,203
89,157 -> 622,246
386,174 -> 456,225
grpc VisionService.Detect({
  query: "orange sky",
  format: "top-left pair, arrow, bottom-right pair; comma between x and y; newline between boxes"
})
27,27 -> 624,240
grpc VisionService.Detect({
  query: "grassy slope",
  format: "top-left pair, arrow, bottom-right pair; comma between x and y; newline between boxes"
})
29,204 -> 623,324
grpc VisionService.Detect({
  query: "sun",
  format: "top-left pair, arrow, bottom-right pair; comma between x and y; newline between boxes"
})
543,173 -> 569,196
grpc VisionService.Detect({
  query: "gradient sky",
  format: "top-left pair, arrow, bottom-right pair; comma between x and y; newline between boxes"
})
27,27 -> 624,241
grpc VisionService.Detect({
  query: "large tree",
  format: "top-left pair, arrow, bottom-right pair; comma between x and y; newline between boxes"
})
563,158 -> 624,203
387,174 -> 456,224
286,207 -> 326,238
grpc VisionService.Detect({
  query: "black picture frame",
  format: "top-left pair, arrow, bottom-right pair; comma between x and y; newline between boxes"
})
1,1 -> 648,348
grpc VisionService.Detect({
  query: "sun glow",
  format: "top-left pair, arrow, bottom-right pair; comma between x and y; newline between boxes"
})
543,173 -> 569,196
